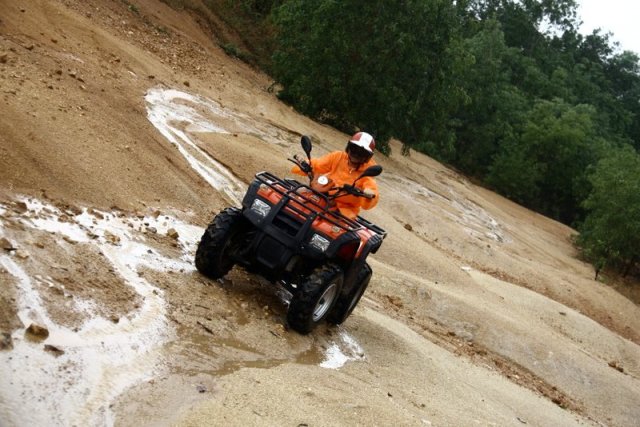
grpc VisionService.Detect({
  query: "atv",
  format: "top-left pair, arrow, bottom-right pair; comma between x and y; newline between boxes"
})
195,136 -> 386,334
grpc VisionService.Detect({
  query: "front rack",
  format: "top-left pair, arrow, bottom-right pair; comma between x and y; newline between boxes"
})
255,171 -> 386,237
355,215 -> 387,238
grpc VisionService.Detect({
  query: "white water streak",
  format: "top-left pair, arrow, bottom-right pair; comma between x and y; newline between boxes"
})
0,199 -> 203,426
145,88 -> 250,205
320,331 -> 365,369
380,173 -> 508,243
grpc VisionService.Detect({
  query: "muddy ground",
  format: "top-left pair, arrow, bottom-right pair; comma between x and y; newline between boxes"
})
1,1 -> 639,426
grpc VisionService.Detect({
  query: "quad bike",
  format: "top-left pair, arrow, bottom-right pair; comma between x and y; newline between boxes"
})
195,136 -> 386,334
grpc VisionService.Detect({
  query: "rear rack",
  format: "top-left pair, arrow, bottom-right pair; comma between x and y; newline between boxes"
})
255,171 -> 386,237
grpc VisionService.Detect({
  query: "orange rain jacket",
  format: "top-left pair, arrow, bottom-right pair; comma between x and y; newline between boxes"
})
291,151 -> 379,219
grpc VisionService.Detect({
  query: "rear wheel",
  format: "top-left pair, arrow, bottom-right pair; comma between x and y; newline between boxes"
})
327,263 -> 372,325
195,207 -> 248,279
287,264 -> 343,334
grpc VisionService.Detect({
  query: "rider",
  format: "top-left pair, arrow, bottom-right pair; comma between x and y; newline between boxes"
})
291,132 -> 380,219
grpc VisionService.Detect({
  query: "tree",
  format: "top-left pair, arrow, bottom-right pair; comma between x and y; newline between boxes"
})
270,0 -> 468,154
605,51 -> 640,151
460,0 -> 579,55
486,99 -> 600,223
577,146 -> 640,276
452,19 -> 529,175
262,0 -> 640,236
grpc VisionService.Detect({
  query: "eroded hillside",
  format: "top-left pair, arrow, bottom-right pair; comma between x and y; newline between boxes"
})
1,1 -> 639,426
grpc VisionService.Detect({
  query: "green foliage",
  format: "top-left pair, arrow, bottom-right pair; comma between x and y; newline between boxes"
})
270,0 -> 468,154
234,0 -> 281,17
452,19 -> 529,175
486,99 -> 601,223
606,51 -> 640,150
219,42 -> 251,62
158,0 -> 187,10
122,0 -> 140,14
173,0 -> 640,275
577,146 -> 640,274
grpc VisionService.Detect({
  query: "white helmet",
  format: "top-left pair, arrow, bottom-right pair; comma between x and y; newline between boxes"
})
346,132 -> 375,163
349,132 -> 375,152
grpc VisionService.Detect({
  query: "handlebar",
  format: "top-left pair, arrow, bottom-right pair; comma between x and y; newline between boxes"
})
331,184 -> 375,200
288,156 -> 312,177
288,155 -> 374,200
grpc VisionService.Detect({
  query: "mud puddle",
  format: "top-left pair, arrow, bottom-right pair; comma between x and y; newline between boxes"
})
0,196 -> 368,426
142,84 -> 368,376
0,198 -> 201,426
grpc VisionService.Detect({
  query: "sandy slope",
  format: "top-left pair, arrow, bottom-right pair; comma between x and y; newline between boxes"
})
1,1 -> 639,426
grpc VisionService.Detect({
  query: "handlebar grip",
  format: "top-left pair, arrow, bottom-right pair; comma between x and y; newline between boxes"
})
288,157 -> 312,174
342,184 -> 374,199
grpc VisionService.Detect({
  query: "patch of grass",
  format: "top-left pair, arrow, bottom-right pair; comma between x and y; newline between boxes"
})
160,0 -> 183,9
219,43 -> 251,63
154,24 -> 171,36
122,0 -> 140,14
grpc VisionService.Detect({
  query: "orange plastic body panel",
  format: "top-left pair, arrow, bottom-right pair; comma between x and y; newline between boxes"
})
256,183 -> 374,258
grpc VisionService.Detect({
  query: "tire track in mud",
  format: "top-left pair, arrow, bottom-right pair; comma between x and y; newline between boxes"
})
143,86 -> 373,360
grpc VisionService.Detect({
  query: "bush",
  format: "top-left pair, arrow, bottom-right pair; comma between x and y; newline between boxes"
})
577,145 -> 640,276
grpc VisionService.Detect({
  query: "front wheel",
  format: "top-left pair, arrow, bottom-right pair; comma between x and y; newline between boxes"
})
195,207 -> 248,279
287,264 -> 343,334
327,263 -> 372,325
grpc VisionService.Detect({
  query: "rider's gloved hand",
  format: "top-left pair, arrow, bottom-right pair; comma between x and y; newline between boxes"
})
294,155 -> 312,173
343,184 -> 356,193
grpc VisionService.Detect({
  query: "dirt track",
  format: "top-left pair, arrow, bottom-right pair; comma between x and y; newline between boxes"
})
1,1 -> 639,426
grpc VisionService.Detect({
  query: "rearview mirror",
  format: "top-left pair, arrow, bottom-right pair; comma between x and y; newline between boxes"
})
301,135 -> 312,159
359,165 -> 382,179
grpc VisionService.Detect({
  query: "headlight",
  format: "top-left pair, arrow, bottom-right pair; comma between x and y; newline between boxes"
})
309,233 -> 330,252
250,199 -> 271,217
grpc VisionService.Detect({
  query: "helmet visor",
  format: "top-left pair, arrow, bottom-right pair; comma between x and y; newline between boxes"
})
347,143 -> 372,163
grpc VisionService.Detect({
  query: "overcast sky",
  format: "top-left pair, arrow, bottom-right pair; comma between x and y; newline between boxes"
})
577,0 -> 640,54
